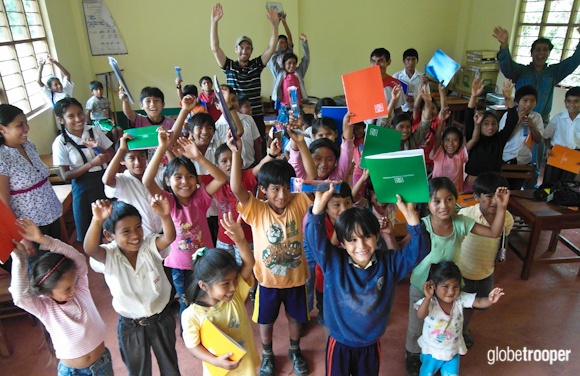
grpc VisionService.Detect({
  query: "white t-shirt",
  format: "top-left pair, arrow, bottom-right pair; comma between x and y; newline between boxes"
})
499,110 -> 543,164
393,69 -> 424,112
544,110 -> 580,150
52,125 -> 113,172
42,79 -> 74,106
215,112 -> 261,168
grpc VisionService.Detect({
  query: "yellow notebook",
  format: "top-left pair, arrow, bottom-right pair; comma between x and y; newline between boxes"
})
200,319 -> 247,376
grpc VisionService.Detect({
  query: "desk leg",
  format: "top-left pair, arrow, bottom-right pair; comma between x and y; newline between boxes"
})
546,230 -> 561,253
521,223 -> 541,280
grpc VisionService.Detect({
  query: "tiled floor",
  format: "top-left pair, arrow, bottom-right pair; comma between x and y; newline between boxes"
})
1,227 -> 579,375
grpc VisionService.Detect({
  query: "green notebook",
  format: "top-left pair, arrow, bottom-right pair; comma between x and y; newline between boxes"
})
92,119 -> 114,132
365,149 -> 429,204
125,126 -> 160,150
359,125 -> 401,169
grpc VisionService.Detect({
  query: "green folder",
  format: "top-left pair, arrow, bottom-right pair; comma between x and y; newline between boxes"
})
92,119 -> 114,132
359,125 -> 401,169
125,126 -> 160,150
365,149 -> 429,204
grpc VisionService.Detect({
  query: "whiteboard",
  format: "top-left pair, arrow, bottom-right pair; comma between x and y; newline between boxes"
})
83,0 -> 127,56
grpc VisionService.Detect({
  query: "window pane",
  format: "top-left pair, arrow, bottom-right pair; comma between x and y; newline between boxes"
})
0,45 -> 17,61
29,24 -> 43,37
23,0 -> 39,13
14,40 -> 32,56
32,39 -> 48,54
28,91 -> 43,111
10,25 -> 28,40
4,0 -> 22,13
25,11 -> 41,26
522,0 -> 545,23
0,25 -> 12,42
0,59 -> 19,75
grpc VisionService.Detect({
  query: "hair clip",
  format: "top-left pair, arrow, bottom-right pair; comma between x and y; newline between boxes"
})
192,247 -> 207,261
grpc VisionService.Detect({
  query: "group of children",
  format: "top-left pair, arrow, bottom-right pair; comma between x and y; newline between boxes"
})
5,12 -> 580,376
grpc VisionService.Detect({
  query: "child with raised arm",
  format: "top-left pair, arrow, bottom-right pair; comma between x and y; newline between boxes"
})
102,132 -> 163,235
84,197 -> 179,376
268,11 -> 294,71
304,184 -> 430,376
10,219 -> 111,375
37,54 -> 74,107
119,86 -> 175,130
230,117 -> 316,376
181,212 -> 260,375
416,262 -> 504,376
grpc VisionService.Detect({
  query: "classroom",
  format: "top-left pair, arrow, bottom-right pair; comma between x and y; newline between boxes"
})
1,0 -> 578,375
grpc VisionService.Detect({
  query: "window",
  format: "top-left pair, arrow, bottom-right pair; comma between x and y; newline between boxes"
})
513,0 -> 580,87
0,0 -> 52,113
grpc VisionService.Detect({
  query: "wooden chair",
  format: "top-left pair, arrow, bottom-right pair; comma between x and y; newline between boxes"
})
500,163 -> 535,180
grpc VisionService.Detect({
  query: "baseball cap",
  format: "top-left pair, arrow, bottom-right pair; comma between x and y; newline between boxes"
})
235,36 -> 253,48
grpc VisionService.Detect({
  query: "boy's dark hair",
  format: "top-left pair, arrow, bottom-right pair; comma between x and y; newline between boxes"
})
282,52 -> 298,66
29,253 -> 75,296
163,157 -> 198,209
403,48 -> 419,60
187,113 -> 216,134
183,84 -> 198,97
531,38 -> 554,54
514,85 -> 538,103
335,207 -> 380,244
332,181 -> 353,200
257,159 -> 296,189
309,138 -> 340,160
302,113 -> 315,129
0,104 -> 24,146
54,97 -> 83,119
312,116 -> 337,135
473,171 -> 508,196
122,149 -> 148,162
370,48 -> 390,61
237,96 -> 251,107
391,112 -> 412,127
89,80 -> 103,91
214,142 -> 231,163
103,201 -> 142,234
199,76 -> 212,86
140,86 -> 164,103
442,126 -> 464,148
428,261 -> 463,287
429,176 -> 458,199
565,86 -> 580,99
314,97 -> 337,116
185,248 -> 239,305
46,76 -> 60,88
278,35 -> 288,41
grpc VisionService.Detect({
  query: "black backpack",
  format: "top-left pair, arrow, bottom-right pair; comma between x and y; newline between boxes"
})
547,181 -> 580,206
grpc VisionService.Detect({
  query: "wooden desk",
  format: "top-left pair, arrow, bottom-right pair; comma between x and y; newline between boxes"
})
446,95 -> 469,129
507,190 -> 580,279
52,184 -> 75,244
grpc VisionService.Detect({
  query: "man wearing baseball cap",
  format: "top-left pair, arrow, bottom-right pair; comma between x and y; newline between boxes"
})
210,3 -> 280,154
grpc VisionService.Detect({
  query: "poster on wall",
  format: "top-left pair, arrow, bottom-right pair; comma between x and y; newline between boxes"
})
83,0 -> 127,56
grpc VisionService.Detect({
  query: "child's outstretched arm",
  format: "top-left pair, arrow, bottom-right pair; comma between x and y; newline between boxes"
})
176,77 -> 184,100
229,134 -> 251,207
471,187 -> 510,238
305,185 -> 339,269
351,168 -> 369,202
36,57 -> 46,87
176,137 -> 227,195
102,132 -> 132,188
252,137 -> 281,177
119,85 -> 137,123
280,12 -> 294,49
151,194 -> 176,251
143,129 -> 172,197
342,112 -> 355,140
47,55 -> 71,82
210,3 -> 227,68
416,281 -> 435,319
260,5 -> 281,66
473,287 -> 505,309
170,94 -> 197,144
438,81 -> 448,111
468,78 -> 484,109
396,194 -> 420,226
465,110 -> 482,151
502,79 -> 515,109
84,199 -> 113,263
288,115 -> 317,180
221,212 -> 254,282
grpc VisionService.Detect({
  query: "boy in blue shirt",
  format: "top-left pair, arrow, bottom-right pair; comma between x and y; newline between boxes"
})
304,186 -> 430,376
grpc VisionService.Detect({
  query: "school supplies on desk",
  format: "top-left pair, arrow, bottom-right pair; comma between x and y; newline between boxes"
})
365,149 -> 429,204
341,66 -> 388,123
213,75 -> 239,150
0,200 -> 22,264
290,178 -> 342,193
108,57 -> 134,104
425,49 -> 461,87
359,125 -> 402,169
124,126 -> 160,150
547,145 -> 580,174
200,318 -> 247,376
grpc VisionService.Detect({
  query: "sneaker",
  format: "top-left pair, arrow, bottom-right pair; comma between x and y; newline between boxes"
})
463,330 -> 474,349
288,349 -> 309,376
405,351 -> 421,376
259,353 -> 275,376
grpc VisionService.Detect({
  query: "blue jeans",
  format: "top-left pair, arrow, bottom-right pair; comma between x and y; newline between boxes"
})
216,239 -> 245,266
171,268 -> 193,318
57,347 -> 113,376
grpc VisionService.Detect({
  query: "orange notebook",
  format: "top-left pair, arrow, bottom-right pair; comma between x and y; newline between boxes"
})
547,145 -> 580,174
0,200 -> 22,263
341,65 -> 388,123
200,318 -> 247,376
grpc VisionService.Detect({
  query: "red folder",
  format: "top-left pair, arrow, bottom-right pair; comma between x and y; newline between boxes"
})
0,200 -> 22,263
342,66 -> 388,123
547,144 -> 580,174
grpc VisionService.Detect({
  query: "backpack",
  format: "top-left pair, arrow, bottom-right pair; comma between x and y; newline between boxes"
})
547,181 -> 580,207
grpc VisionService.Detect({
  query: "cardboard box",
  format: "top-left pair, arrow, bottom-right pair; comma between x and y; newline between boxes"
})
452,65 -> 499,96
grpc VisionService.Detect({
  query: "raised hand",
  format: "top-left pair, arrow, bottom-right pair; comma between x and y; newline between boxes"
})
266,4 -> 280,26
157,128 -> 173,150
118,132 -> 133,152
211,3 -> 223,23
220,212 -> 245,244
395,194 -> 419,226
494,187 -> 510,209
299,33 -> 307,42
312,184 -> 335,215
492,26 -> 509,45
177,136 -> 203,160
378,216 -> 393,235
487,287 -> 505,304
181,94 -> 197,112
118,85 -> 128,101
392,84 -> 402,102
471,77 -> 484,97
502,79 -> 514,99
474,110 -> 484,125
150,194 -> 170,217
423,280 -> 435,299
16,218 -> 44,244
269,137 -> 281,157
91,199 -> 113,222
226,131 -> 243,154
439,107 -> 451,122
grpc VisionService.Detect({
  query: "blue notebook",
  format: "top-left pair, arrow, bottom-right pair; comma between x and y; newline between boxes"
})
425,49 -> 460,87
